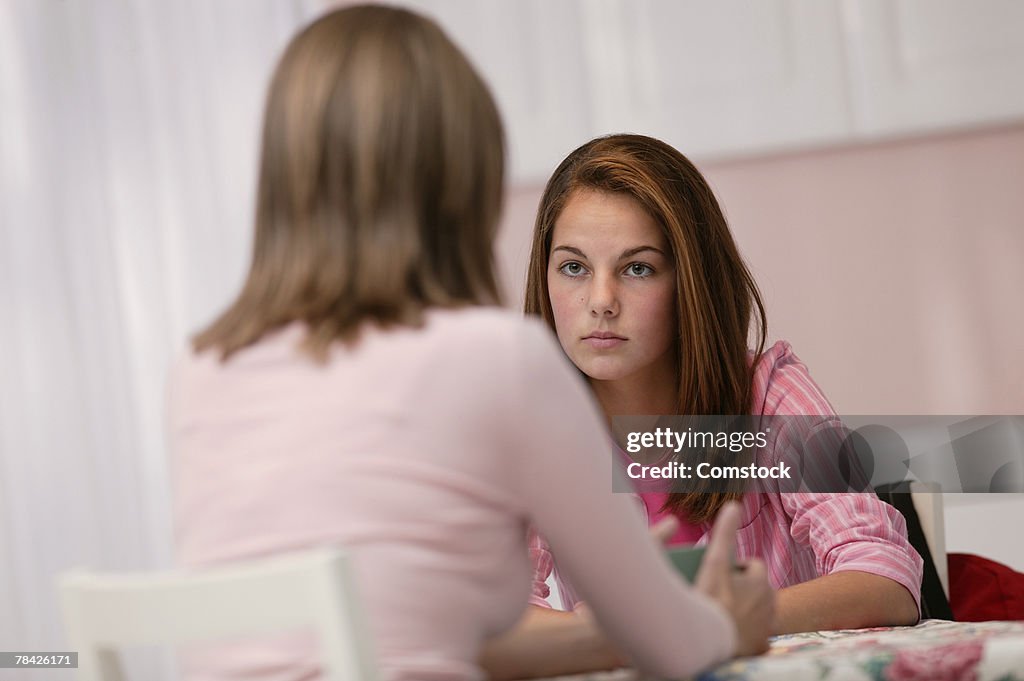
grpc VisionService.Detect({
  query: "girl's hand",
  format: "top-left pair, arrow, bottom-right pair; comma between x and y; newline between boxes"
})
649,515 -> 680,545
695,502 -> 775,657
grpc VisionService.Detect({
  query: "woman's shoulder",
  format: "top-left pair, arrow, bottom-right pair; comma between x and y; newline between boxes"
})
751,340 -> 837,417
428,305 -> 539,334
426,307 -> 560,357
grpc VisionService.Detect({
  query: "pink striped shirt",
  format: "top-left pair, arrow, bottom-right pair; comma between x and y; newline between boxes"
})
529,340 -> 924,614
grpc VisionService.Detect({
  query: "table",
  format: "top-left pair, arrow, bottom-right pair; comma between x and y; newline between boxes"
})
702,619 -> 1024,680
556,620 -> 1024,681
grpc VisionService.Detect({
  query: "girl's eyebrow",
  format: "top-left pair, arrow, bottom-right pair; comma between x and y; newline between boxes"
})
620,245 -> 665,259
551,245 -> 588,259
551,244 -> 667,259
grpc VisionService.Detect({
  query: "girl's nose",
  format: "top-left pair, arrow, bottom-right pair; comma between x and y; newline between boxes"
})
588,275 -> 619,317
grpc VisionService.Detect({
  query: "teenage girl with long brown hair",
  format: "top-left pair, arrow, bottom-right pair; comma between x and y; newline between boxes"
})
500,133 -> 923,675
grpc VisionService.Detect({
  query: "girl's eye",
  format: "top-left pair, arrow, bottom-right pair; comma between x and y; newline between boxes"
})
626,263 -> 654,278
558,262 -> 587,277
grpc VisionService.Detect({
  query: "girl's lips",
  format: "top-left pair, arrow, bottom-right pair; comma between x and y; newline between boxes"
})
583,336 -> 626,349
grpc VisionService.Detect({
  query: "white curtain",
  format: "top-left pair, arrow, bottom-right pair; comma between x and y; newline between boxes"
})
0,1 -> 325,678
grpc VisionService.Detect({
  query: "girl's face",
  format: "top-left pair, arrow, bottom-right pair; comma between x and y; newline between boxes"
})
547,189 -> 677,386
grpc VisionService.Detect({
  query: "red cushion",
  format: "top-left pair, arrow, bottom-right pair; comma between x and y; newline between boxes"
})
948,552 -> 1024,621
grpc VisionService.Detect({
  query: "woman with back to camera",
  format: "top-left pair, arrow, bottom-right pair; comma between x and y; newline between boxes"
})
494,133 -> 924,675
169,7 -> 774,681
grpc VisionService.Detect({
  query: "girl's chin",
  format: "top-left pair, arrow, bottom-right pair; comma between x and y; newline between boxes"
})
576,361 -> 635,383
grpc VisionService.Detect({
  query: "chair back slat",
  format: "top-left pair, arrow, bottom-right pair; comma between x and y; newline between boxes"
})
59,547 -> 377,681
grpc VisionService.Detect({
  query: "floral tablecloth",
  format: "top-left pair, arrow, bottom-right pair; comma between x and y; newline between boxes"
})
699,619 -> 1024,681
550,620 -> 1024,681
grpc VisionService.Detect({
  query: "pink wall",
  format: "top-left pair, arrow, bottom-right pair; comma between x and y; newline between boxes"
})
496,124 -> 1024,414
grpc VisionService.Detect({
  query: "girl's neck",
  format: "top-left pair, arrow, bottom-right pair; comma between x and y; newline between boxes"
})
589,371 -> 678,424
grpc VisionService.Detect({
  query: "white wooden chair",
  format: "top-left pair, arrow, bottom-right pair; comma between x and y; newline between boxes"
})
58,547 -> 377,681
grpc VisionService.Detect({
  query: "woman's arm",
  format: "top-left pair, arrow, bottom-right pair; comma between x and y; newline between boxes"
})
480,517 -> 680,679
496,322 -> 772,677
774,571 -> 919,634
480,606 -> 623,681
782,492 -> 924,631
755,348 -> 924,632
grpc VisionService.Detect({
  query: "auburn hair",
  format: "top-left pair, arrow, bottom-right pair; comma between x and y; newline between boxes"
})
195,5 -> 504,360
524,134 -> 767,522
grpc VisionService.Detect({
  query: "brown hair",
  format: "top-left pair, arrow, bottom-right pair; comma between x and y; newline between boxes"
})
195,5 -> 505,360
524,134 -> 767,522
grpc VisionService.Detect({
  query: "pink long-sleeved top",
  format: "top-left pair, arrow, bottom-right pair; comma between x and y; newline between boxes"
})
529,341 -> 924,613
170,308 -> 737,681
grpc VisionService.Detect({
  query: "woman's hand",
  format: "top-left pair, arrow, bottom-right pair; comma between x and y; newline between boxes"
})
695,502 -> 775,657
